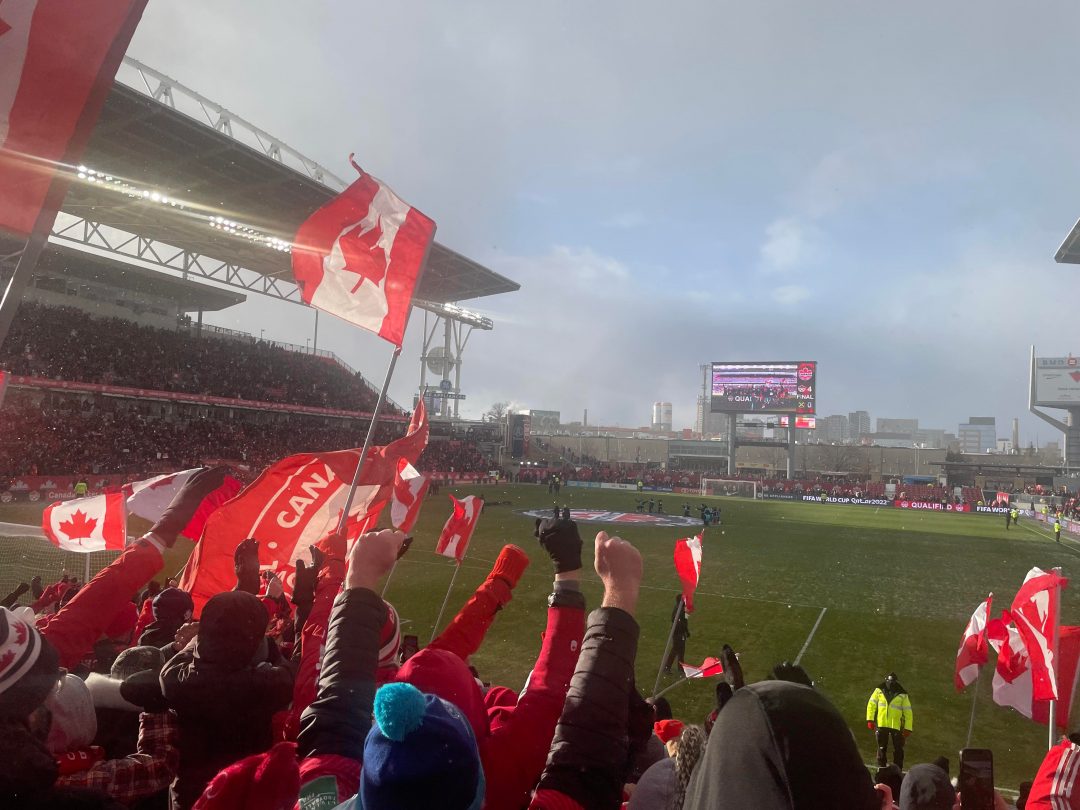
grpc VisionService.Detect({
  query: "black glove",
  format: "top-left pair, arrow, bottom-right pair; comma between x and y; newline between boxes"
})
720,643 -> 745,691
291,546 -> 325,608
233,537 -> 261,594
534,514 -> 583,574
30,576 -> 43,599
151,466 -> 230,546
120,670 -> 168,713
770,660 -> 813,688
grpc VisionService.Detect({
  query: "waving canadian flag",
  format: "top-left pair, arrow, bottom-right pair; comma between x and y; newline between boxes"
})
291,158 -> 436,347
435,495 -> 483,563
0,0 -> 147,236
390,459 -> 429,534
681,657 -> 725,679
42,493 -> 125,552
955,594 -> 993,691
673,530 -> 704,612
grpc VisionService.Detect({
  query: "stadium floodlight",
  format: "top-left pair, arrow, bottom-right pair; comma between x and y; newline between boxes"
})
414,299 -> 493,330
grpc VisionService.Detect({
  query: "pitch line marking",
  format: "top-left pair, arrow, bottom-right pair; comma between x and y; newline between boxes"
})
794,607 -> 828,665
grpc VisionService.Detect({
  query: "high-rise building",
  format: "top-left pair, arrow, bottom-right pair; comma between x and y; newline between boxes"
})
652,401 -> 673,432
959,417 -> 997,454
876,417 -> 918,435
848,411 -> 871,440
822,414 -> 850,443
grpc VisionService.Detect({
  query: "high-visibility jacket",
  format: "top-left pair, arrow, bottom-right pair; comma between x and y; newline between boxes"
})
866,688 -> 913,732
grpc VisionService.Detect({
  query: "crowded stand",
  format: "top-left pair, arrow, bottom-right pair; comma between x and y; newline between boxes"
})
0,302 -> 392,413
0,470 -> 1057,809
0,393 -> 495,480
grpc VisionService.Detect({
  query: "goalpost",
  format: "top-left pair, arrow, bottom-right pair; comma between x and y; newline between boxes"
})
699,479 -> 759,499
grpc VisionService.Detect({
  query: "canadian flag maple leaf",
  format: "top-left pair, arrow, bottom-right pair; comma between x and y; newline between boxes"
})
59,509 -> 97,541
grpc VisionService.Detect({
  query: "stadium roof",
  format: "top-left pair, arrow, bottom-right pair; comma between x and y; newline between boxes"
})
1055,217 -> 1080,265
63,74 -> 519,305
31,244 -> 245,312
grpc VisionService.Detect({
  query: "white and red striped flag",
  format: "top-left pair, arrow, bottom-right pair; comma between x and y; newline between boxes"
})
673,530 -> 704,612
390,459 -> 428,534
291,158 -> 436,347
123,468 -> 242,541
990,620 -> 1080,728
955,594 -> 993,691
681,657 -> 724,679
435,495 -> 483,563
0,0 -> 147,236
42,492 -> 125,553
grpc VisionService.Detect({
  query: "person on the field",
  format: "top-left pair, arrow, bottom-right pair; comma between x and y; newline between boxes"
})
662,595 -> 689,675
1055,516 -> 1063,543
657,500 -> 664,514
683,503 -> 692,518
73,478 -> 89,498
1011,507 -> 1020,527
648,498 -> 655,514
1006,509 -> 1012,531
702,507 -> 712,527
712,504 -> 722,526
866,672 -> 913,769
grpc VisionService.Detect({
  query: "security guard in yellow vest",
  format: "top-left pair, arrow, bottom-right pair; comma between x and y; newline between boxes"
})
866,672 -> 913,768
73,478 -> 88,498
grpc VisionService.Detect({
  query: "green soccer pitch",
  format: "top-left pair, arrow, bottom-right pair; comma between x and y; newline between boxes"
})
2,483 -> 1076,789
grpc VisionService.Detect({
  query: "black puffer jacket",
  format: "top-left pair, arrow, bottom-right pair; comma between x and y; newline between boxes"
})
160,592 -> 293,810
535,607 -> 641,810
682,681 -> 881,810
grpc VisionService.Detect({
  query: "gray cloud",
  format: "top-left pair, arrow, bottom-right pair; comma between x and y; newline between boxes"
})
126,1 -> 1080,444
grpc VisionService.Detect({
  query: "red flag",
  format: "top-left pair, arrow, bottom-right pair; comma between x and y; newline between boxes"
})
1011,567 -> 1068,701
681,657 -> 724,679
390,459 -> 428,534
382,400 -> 428,468
0,0 -> 147,236
955,594 -> 993,691
0,369 -> 8,407
673,530 -> 704,612
991,620 -> 1080,729
291,158 -> 436,346
181,426 -> 424,613
122,468 -> 242,541
435,495 -> 483,563
42,492 -> 125,552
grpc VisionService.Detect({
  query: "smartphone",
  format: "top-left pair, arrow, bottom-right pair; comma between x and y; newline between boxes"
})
400,634 -> 419,664
959,748 -> 994,810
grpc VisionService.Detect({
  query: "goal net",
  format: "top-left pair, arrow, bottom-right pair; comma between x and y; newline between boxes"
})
700,479 -> 758,499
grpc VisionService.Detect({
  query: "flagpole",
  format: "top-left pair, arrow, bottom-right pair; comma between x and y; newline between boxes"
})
334,345 -> 402,537
652,595 -> 684,698
965,669 -> 980,749
381,561 -> 398,597
1049,567 -> 1063,750
654,674 -> 695,701
429,562 -> 462,644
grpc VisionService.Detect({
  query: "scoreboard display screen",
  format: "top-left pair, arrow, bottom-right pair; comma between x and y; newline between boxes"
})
710,362 -> 816,414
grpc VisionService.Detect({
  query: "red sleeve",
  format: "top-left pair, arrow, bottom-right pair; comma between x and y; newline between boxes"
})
132,598 -> 155,645
427,574 -> 512,661
1028,739 -> 1080,810
529,788 -> 586,810
41,540 -> 164,669
481,604 -> 585,810
283,571 -> 343,740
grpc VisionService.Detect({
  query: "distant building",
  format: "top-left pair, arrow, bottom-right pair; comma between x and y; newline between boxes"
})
822,414 -> 850,444
696,395 -> 728,438
848,410 -> 871,440
959,417 -> 997,454
652,401 -> 673,432
913,428 -> 947,449
877,417 -> 919,435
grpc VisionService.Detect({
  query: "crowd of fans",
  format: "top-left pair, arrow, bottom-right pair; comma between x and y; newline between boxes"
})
0,394 -> 491,479
0,302 -> 394,413
0,470 -> 1055,809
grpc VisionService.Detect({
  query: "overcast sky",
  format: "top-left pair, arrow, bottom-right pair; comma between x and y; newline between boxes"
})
125,1 -> 1080,443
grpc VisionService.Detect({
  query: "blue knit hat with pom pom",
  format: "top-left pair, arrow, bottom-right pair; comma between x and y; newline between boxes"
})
360,681 -> 484,810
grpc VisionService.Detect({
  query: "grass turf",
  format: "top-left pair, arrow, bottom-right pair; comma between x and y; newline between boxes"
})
2,483 -> 1077,789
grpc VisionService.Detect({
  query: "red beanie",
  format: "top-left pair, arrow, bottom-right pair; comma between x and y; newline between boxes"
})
193,741 -> 299,810
654,719 -> 685,744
